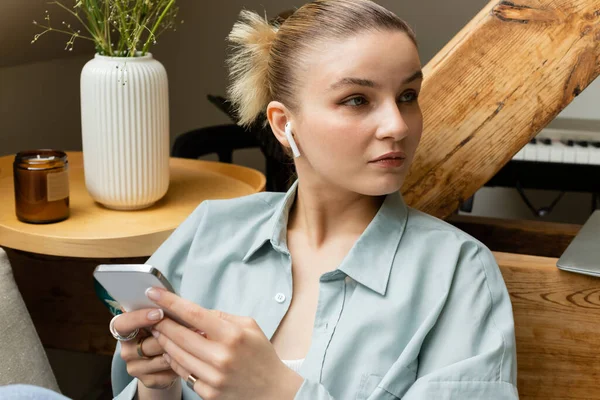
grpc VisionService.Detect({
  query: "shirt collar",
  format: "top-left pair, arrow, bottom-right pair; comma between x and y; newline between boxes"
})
242,180 -> 299,262
243,180 -> 408,296
337,190 -> 408,296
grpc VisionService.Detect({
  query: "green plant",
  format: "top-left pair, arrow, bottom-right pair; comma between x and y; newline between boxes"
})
32,0 -> 182,57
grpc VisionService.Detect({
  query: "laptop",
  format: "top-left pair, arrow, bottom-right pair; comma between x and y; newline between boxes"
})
556,210 -> 600,277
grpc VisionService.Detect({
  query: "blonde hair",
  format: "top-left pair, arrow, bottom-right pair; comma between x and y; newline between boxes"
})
226,0 -> 417,127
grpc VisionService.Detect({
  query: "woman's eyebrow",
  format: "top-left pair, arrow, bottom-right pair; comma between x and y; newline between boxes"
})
403,70 -> 423,84
329,70 -> 423,91
328,77 -> 378,91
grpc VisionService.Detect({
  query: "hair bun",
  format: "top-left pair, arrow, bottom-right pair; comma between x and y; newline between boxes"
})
227,11 -> 278,127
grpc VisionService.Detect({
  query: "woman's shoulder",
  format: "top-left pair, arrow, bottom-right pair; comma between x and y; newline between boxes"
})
399,208 -> 505,301
199,191 -> 284,220
404,206 -> 486,249
180,191 -> 286,247
401,207 -> 498,273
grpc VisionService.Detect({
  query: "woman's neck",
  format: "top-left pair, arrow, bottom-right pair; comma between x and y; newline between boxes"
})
287,181 -> 385,250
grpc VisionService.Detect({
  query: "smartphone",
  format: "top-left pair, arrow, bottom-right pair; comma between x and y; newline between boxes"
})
93,264 -> 193,329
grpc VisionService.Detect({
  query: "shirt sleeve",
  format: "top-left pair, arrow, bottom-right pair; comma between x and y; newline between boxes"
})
400,242 -> 519,400
111,202 -> 209,399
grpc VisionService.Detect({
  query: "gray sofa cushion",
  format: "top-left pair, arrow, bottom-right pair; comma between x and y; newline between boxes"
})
0,247 -> 60,392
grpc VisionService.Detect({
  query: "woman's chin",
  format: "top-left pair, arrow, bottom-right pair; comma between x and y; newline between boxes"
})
352,177 -> 405,197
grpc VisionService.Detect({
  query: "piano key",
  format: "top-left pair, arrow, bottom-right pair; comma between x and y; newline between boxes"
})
590,153 -> 600,165
536,142 -> 551,162
513,147 -> 525,160
590,146 -> 600,165
562,143 -> 577,163
575,148 -> 589,164
522,143 -> 538,161
549,141 -> 565,163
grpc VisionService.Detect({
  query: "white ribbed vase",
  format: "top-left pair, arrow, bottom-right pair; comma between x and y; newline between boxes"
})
80,53 -> 170,210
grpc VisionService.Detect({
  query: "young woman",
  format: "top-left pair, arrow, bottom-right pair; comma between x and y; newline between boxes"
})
110,1 -> 519,399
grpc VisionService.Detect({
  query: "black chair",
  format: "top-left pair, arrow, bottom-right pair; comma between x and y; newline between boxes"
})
171,123 -> 259,164
171,96 -> 295,192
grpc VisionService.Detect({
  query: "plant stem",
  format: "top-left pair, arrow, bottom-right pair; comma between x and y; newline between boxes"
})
36,0 -> 180,57
35,25 -> 95,41
104,0 -> 112,56
141,0 -> 175,54
112,0 -> 132,55
48,1 -> 97,41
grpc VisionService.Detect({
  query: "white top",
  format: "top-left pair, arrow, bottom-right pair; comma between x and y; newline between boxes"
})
281,358 -> 305,374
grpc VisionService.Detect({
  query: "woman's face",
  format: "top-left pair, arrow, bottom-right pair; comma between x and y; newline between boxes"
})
293,30 -> 423,196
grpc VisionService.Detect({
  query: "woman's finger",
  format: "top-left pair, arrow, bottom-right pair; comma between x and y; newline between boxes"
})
138,370 -> 180,390
126,354 -> 172,376
137,335 -> 165,358
113,308 -> 165,336
155,330 -> 222,388
146,288 -> 234,342
122,334 -> 166,360
163,353 -> 220,399
152,319 -> 228,369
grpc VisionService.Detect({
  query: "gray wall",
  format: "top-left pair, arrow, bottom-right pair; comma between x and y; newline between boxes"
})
1,0 -> 597,224
0,0 -> 484,157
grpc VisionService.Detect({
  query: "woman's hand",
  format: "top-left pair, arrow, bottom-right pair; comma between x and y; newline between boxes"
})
146,288 -> 305,400
112,308 -> 180,390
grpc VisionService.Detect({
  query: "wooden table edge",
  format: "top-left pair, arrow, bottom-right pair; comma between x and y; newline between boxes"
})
0,227 -> 171,258
493,251 -> 559,270
171,157 -> 267,193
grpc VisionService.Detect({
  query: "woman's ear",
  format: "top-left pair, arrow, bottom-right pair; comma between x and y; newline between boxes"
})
266,101 -> 293,150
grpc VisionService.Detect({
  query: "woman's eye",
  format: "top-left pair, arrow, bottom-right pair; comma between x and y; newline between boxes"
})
398,91 -> 418,103
343,96 -> 368,107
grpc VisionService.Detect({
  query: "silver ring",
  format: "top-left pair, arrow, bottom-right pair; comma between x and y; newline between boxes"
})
186,374 -> 198,390
109,314 -> 139,342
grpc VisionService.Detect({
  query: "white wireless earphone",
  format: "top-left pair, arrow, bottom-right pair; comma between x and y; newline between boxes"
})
285,122 -> 301,158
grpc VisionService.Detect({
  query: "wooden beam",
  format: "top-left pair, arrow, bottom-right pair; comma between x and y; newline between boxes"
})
402,0 -> 600,218
446,214 -> 581,257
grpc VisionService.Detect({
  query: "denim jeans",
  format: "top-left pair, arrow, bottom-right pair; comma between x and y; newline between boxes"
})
0,385 -> 71,400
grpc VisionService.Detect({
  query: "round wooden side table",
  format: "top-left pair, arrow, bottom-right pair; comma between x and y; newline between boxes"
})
0,151 -> 265,258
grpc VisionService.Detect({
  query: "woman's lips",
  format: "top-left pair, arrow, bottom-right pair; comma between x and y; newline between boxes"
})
370,158 -> 405,168
369,151 -> 406,168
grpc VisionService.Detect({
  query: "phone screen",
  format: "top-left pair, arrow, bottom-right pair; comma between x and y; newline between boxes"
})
94,277 -> 124,316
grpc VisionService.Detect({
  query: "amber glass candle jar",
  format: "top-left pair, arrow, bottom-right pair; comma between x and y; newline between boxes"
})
13,150 -> 70,224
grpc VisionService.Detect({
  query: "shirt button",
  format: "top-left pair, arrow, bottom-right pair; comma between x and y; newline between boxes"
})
274,293 -> 286,303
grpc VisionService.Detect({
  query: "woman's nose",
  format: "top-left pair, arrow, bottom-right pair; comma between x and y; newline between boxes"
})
375,103 -> 410,140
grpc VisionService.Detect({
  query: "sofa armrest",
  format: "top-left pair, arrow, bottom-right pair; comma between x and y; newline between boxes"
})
0,247 -> 60,392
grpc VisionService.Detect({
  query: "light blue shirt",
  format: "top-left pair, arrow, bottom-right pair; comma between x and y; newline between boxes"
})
112,180 -> 518,399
